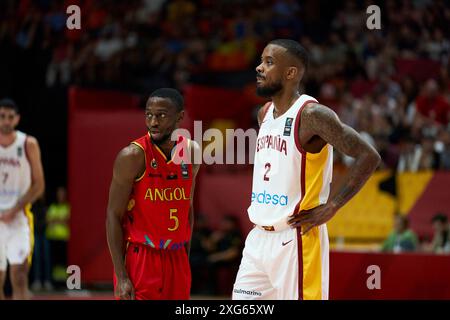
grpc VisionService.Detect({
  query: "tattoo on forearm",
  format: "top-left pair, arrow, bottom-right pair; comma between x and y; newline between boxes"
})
302,104 -> 379,209
332,154 -> 378,208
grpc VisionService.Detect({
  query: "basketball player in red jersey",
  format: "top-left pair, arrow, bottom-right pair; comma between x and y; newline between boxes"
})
106,88 -> 200,300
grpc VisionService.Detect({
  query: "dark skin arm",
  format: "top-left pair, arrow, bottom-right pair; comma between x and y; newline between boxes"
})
0,137 -> 45,223
106,144 -> 144,300
288,103 -> 381,234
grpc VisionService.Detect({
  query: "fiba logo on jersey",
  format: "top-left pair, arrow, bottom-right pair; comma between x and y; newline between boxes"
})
283,118 -> 293,136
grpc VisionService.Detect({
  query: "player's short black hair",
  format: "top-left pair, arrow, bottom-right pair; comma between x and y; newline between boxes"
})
0,98 -> 19,113
432,213 -> 448,224
149,88 -> 184,112
269,39 -> 309,70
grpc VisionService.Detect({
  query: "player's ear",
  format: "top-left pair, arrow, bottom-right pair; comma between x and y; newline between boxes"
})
286,66 -> 298,80
15,114 -> 21,126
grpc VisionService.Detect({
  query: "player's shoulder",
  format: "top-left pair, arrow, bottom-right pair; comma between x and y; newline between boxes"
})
301,102 -> 336,121
114,144 -> 145,177
24,134 -> 40,150
119,143 -> 145,161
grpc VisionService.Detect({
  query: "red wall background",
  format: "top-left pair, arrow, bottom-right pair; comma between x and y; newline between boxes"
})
330,251 -> 450,299
67,87 -> 143,282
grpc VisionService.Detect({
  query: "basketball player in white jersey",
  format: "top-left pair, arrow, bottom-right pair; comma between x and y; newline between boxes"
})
0,99 -> 45,300
232,39 -> 381,300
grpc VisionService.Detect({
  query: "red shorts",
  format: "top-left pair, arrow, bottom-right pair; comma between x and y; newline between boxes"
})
114,243 -> 191,300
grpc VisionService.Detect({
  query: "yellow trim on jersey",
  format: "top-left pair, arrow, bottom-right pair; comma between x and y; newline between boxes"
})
301,226 -> 322,300
131,142 -> 146,182
25,204 -> 34,266
153,143 -> 174,164
299,145 -> 329,212
297,145 -> 330,299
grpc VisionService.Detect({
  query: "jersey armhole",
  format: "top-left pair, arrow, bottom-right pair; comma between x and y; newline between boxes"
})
24,134 -> 31,164
259,102 -> 272,126
131,141 -> 146,182
294,100 -> 317,154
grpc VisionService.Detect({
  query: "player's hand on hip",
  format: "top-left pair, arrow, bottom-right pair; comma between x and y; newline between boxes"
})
288,203 -> 338,235
116,277 -> 135,300
0,208 -> 18,223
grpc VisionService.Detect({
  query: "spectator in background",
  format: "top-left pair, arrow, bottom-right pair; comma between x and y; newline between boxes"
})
397,135 -> 421,172
415,79 -> 450,126
46,186 -> 70,286
436,129 -> 450,169
381,215 -> 418,253
430,213 -> 450,254
190,214 -> 213,295
30,195 -> 53,292
207,215 -> 242,295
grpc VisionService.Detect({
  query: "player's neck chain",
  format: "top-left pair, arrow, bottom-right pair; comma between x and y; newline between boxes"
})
273,92 -> 300,119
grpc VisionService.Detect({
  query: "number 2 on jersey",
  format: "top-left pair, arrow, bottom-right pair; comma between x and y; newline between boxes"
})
2,172 -> 8,184
168,208 -> 179,231
264,163 -> 271,181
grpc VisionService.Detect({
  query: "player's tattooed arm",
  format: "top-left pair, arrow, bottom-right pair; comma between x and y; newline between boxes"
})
106,144 -> 144,299
288,103 -> 380,233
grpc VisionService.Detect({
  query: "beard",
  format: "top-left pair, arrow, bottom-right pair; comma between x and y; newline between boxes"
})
256,80 -> 283,97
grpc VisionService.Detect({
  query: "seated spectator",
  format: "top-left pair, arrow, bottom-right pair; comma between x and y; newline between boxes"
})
46,186 -> 71,286
207,215 -> 242,295
189,214 -> 213,295
430,213 -> 450,254
415,79 -> 450,125
382,215 -> 418,253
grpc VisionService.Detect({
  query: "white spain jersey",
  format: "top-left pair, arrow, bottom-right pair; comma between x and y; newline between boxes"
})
248,94 -> 333,229
235,94 -> 332,300
0,131 -> 31,211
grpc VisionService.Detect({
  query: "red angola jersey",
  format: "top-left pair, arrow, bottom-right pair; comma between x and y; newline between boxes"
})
123,133 -> 193,251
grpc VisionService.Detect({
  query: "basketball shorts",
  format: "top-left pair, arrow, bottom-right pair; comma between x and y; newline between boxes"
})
0,209 -> 34,272
114,242 -> 191,300
232,224 -> 329,300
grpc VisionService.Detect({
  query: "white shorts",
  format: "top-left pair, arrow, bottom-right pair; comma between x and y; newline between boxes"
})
0,211 -> 33,272
232,224 -> 329,300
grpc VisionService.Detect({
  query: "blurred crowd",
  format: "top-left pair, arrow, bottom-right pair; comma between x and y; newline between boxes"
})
1,0 -> 449,173
381,212 -> 450,254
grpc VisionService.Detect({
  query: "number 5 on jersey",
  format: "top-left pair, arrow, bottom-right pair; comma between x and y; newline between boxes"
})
168,208 -> 179,231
